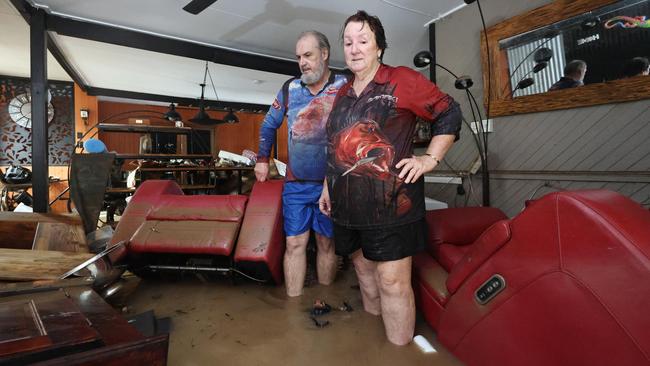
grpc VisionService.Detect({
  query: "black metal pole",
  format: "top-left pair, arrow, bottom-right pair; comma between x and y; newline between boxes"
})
30,8 -> 49,213
477,0 -> 491,207
428,23 -> 436,83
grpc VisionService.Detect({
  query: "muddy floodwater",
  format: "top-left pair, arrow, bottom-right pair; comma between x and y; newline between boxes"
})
125,267 -> 462,366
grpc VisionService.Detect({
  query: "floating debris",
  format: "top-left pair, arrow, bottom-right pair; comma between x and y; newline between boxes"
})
311,299 -> 332,316
310,316 -> 330,328
339,301 -> 353,312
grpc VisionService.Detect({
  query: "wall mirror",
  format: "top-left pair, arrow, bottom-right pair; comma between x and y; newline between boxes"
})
481,0 -> 650,117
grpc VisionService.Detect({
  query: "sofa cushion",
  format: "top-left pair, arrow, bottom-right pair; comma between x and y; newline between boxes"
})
111,180 -> 185,246
437,244 -> 470,272
445,220 -> 511,294
413,252 -> 450,305
425,207 -> 507,252
413,252 -> 450,329
147,195 -> 248,222
129,220 -> 242,256
234,180 -> 285,284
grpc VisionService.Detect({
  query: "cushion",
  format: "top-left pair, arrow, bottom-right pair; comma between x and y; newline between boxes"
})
413,252 -> 450,305
147,195 -> 247,222
445,220 -> 511,294
129,220 -> 242,256
413,252 -> 450,329
436,244 -> 470,272
234,180 -> 285,284
426,207 -> 508,249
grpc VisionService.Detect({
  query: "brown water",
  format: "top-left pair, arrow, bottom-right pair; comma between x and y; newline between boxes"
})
125,268 -> 462,366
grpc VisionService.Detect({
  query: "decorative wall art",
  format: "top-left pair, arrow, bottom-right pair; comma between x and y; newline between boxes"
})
0,76 -> 74,165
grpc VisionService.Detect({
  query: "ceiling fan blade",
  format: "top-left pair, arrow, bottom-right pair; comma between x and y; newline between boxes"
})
182,0 -> 218,15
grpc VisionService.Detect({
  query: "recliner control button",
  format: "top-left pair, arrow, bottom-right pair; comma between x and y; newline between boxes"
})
475,274 -> 506,305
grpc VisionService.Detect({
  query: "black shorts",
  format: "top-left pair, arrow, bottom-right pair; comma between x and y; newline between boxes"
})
333,219 -> 427,262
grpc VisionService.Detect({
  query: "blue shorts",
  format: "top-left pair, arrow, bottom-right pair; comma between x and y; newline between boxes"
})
282,181 -> 333,238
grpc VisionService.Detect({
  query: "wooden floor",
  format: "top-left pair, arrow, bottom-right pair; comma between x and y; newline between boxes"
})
124,267 -> 462,366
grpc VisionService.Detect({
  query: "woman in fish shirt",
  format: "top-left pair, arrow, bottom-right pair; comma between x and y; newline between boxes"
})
319,10 -> 462,345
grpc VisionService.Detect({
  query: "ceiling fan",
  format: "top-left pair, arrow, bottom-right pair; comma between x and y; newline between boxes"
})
182,0 -> 218,15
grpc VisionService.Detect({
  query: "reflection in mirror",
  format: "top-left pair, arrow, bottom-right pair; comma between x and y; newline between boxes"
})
500,0 -> 650,97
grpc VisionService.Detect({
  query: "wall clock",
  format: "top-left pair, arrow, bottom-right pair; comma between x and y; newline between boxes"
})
7,92 -> 54,129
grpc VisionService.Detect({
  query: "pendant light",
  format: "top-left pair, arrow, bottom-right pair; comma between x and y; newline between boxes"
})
189,83 -> 223,124
189,61 -> 226,125
163,103 -> 182,121
223,108 -> 239,123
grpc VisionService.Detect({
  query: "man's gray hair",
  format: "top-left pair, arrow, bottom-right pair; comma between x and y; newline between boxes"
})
298,30 -> 331,54
564,59 -> 587,77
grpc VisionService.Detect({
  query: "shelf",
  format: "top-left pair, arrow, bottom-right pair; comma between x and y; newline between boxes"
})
213,166 -> 254,171
179,184 -> 216,190
423,174 -> 463,185
140,166 -> 212,172
97,123 -> 193,134
139,166 -> 254,172
116,154 -> 212,160
106,187 -> 136,193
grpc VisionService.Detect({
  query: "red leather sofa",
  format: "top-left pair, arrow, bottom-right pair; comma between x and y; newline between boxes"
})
110,179 -> 285,284
413,190 -> 650,366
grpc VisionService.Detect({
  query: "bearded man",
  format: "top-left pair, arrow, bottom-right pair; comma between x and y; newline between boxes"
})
255,31 -> 347,296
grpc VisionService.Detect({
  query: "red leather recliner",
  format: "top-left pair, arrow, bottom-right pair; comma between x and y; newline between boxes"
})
413,190 -> 650,366
110,179 -> 285,283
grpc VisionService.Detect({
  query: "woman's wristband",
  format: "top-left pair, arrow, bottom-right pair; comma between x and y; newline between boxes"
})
424,153 -> 440,165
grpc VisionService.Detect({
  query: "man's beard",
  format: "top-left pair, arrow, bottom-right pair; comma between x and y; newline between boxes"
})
301,59 -> 325,85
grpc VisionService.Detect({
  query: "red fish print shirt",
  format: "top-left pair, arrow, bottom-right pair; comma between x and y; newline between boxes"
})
326,64 -> 461,229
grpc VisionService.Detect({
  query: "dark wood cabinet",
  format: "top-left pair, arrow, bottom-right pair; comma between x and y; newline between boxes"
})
0,286 -> 168,365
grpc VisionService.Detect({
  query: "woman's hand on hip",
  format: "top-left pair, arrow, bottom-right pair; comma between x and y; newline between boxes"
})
395,155 -> 438,184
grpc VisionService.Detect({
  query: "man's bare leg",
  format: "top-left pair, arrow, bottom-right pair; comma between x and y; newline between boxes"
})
351,250 -> 381,315
315,233 -> 336,285
376,256 -> 415,345
284,231 -> 310,297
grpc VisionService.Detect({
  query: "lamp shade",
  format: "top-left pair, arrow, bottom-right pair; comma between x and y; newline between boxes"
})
413,50 -> 432,68
533,47 -> 553,63
163,103 -> 182,121
188,81 -> 225,125
517,77 -> 535,90
189,105 -> 225,125
223,109 -> 239,123
533,61 -> 548,73
454,75 -> 474,90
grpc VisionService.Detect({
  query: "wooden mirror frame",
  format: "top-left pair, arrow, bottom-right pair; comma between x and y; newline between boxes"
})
481,0 -> 650,117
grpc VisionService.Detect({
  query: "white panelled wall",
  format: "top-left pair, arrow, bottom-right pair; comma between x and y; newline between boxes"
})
428,0 -> 650,216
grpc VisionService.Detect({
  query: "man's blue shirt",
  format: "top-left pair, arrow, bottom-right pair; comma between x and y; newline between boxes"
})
258,72 -> 347,181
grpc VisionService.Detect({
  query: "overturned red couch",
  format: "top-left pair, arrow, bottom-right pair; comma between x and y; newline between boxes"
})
413,190 -> 650,365
109,179 -> 285,284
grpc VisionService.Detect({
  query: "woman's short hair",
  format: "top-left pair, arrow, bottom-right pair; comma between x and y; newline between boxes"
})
341,10 -> 388,62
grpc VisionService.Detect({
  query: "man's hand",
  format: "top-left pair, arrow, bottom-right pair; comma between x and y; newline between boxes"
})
255,162 -> 269,182
318,184 -> 331,217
